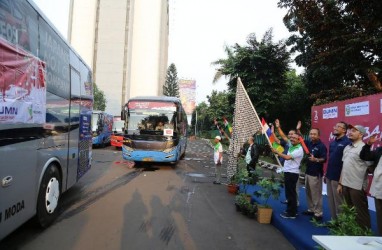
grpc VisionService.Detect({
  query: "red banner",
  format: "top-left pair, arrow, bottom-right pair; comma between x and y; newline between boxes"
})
311,93 -> 382,150
0,37 -> 46,123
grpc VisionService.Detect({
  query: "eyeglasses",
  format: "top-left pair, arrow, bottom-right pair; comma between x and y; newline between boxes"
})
333,125 -> 346,130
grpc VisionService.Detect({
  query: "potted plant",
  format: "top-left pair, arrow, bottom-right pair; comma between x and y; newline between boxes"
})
254,175 -> 281,224
235,193 -> 250,212
227,173 -> 239,194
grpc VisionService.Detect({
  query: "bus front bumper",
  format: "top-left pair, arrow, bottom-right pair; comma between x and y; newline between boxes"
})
122,145 -> 178,162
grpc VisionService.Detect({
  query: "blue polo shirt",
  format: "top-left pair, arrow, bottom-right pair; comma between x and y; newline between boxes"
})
325,135 -> 351,181
305,139 -> 327,177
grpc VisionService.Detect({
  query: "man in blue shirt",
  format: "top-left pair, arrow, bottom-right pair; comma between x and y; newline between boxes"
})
324,122 -> 351,220
302,128 -> 327,221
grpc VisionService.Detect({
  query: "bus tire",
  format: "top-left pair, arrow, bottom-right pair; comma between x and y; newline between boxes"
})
36,164 -> 61,228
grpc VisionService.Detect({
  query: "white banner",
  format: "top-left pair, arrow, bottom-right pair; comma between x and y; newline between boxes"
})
322,106 -> 338,119
0,87 -> 46,124
345,101 -> 369,117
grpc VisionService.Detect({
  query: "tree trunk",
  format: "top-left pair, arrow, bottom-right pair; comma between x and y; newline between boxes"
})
366,69 -> 382,91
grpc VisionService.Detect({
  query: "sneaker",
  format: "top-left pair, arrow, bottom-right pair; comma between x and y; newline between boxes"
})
302,210 -> 314,216
281,200 -> 288,204
280,212 -> 296,219
213,181 -> 221,185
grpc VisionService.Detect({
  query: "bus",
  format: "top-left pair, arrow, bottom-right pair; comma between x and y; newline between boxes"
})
0,0 -> 93,240
91,111 -> 113,147
111,116 -> 125,148
121,96 -> 188,163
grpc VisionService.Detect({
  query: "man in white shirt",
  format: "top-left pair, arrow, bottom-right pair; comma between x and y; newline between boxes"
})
213,135 -> 223,184
272,134 -> 304,219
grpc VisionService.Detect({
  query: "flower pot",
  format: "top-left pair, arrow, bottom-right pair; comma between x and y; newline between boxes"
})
257,207 -> 273,224
227,184 -> 239,194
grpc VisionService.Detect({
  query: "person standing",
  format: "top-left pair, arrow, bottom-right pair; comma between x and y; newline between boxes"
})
275,119 -> 301,206
324,121 -> 351,220
272,134 -> 304,219
360,134 -> 382,236
337,125 -> 372,230
244,136 -> 259,174
213,135 -> 223,184
302,128 -> 327,221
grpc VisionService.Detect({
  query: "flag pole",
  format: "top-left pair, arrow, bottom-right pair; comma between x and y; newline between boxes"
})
237,78 -> 282,168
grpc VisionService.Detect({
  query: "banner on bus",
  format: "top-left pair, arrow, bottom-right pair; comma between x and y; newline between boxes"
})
0,38 -> 46,124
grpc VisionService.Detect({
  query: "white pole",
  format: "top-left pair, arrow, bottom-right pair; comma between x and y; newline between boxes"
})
195,109 -> 198,136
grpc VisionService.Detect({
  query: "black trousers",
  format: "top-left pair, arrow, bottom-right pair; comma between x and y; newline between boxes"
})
342,186 -> 371,229
246,163 -> 256,174
284,172 -> 299,216
375,198 -> 382,236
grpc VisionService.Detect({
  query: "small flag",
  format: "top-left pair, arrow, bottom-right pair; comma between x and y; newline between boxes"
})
261,118 -> 274,143
262,118 -> 284,152
223,117 -> 233,134
272,142 -> 284,153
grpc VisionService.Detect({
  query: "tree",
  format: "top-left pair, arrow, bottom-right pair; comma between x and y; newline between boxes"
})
278,0 -> 382,103
212,29 -> 292,122
163,63 -> 180,97
93,83 -> 106,111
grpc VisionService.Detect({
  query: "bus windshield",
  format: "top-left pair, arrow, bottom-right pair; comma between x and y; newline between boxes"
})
128,110 -> 175,131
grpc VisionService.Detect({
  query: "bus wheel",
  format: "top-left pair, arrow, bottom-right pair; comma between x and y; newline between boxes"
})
36,164 -> 61,228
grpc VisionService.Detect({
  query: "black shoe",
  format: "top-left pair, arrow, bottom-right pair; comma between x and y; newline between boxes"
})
280,212 -> 296,219
312,215 -> 323,221
213,181 -> 221,185
281,200 -> 288,204
302,210 -> 314,216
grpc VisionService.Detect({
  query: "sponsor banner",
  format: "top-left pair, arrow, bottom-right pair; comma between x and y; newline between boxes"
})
345,101 -> 369,117
322,106 -> 338,119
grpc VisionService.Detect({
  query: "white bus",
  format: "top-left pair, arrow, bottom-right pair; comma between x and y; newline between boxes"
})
0,0 -> 93,239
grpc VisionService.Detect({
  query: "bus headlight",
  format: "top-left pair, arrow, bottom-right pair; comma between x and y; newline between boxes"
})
123,145 -> 134,152
163,146 -> 176,153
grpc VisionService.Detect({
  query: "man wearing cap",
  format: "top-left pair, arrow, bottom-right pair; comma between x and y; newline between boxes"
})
213,135 -> 223,184
337,125 -> 373,229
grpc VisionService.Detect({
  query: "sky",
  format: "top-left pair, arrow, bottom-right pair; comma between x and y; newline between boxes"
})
32,0 -> 297,104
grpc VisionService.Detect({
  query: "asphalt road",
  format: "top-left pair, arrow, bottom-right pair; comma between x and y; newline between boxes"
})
0,139 -> 293,250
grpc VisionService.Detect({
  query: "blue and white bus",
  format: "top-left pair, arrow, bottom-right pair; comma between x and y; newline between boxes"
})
0,0 -> 93,240
92,111 -> 113,147
121,96 -> 188,163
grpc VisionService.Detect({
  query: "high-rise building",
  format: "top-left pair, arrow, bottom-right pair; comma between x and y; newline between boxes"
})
68,0 -> 169,115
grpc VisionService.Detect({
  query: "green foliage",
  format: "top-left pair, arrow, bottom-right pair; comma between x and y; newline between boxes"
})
93,83 -> 106,111
313,203 -> 373,236
163,63 -> 180,97
212,29 -> 292,121
254,176 -> 281,208
278,0 -> 382,104
235,193 -> 250,207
